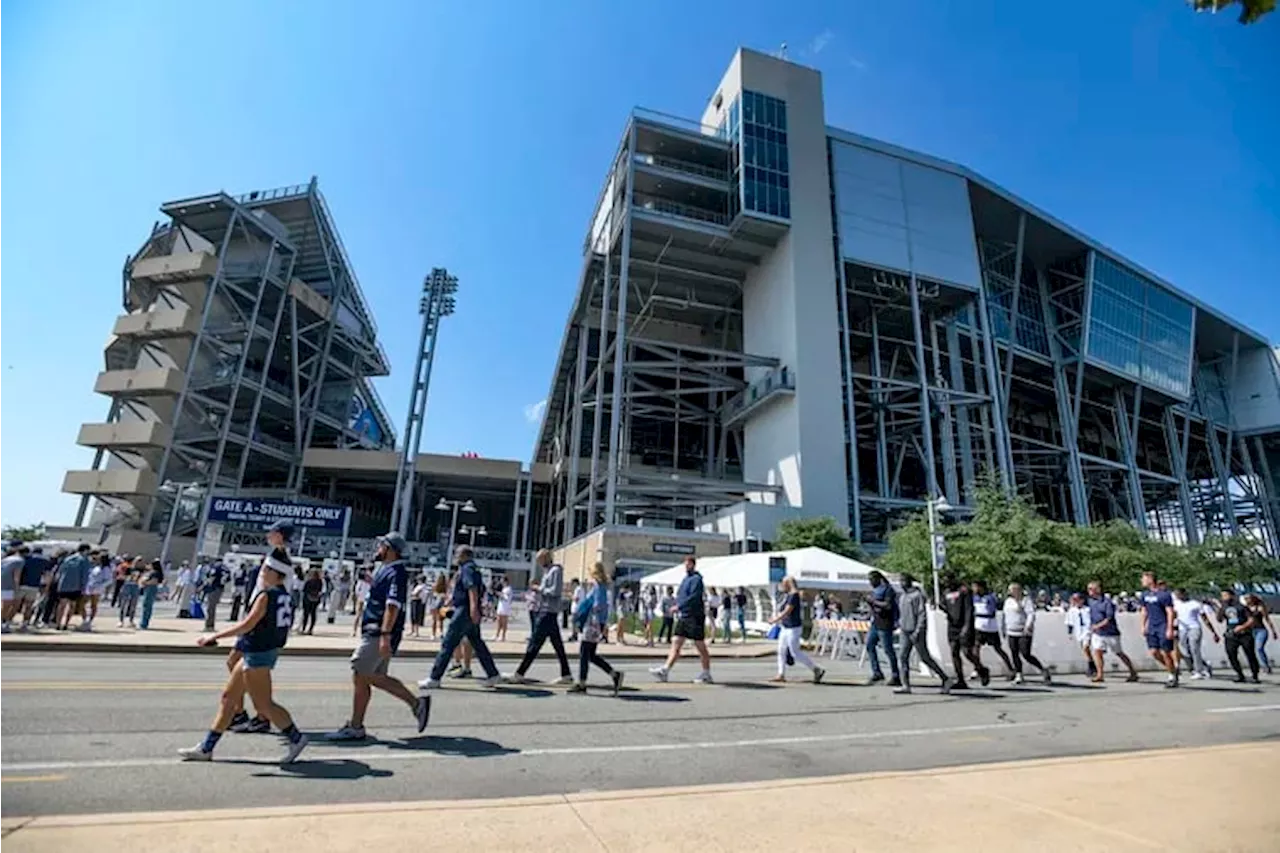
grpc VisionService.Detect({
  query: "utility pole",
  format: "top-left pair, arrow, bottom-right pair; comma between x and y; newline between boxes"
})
390,268 -> 458,534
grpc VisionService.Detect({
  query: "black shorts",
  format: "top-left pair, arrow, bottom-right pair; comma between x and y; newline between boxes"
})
675,617 -> 705,642
58,591 -> 83,603
976,630 -> 1002,647
948,633 -> 972,655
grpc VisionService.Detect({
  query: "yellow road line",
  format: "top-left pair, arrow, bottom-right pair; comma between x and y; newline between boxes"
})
1,775 -> 66,784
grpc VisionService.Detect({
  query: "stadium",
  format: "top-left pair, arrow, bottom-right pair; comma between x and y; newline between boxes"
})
57,48 -> 1280,579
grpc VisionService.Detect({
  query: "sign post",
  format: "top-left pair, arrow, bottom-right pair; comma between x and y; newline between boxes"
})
337,507 -> 352,571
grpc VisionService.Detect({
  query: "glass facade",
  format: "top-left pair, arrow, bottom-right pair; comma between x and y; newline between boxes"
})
1087,254 -> 1194,397
740,90 -> 790,219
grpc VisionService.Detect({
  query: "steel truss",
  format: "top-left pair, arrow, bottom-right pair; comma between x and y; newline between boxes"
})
835,209 -> 1278,556
74,180 -> 395,545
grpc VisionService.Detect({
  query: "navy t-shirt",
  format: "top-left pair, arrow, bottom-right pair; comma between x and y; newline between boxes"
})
238,587 -> 293,652
363,560 -> 408,648
449,560 -> 485,611
782,591 -> 804,628
1088,596 -> 1120,636
20,555 -> 49,588
1142,589 -> 1174,635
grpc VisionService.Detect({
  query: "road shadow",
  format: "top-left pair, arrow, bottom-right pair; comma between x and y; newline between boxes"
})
490,686 -> 556,698
614,692 -> 689,704
716,681 -> 782,690
945,691 -> 1002,700
390,735 -> 520,758
1047,682 -> 1106,690
254,758 -> 394,781
1181,684 -> 1265,694
989,686 -> 1054,694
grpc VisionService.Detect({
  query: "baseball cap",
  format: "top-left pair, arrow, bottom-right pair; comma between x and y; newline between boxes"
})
265,519 -> 295,540
378,532 -> 407,556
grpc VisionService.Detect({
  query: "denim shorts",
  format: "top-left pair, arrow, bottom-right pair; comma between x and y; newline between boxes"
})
242,649 -> 280,670
1145,632 -> 1173,653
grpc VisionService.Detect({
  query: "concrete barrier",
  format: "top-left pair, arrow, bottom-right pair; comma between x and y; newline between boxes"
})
923,609 -> 1279,675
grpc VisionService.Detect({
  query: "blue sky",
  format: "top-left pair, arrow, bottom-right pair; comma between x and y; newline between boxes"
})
2,1 -> 1276,528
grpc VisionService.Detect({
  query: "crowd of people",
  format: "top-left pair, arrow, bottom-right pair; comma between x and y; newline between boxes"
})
5,529 -> 1275,769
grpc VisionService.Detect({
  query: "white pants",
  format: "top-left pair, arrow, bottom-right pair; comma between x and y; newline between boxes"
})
776,625 -> 817,675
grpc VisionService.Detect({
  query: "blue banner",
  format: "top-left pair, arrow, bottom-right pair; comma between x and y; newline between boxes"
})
206,498 -> 349,533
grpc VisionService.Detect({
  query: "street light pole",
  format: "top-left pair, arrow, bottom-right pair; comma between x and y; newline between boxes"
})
926,496 -> 951,604
435,497 -> 476,564
159,481 -> 202,566
459,525 -> 488,546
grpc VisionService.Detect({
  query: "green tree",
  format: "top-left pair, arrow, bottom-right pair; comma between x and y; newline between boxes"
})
773,516 -> 865,559
1190,0 -> 1275,24
2,522 -> 46,543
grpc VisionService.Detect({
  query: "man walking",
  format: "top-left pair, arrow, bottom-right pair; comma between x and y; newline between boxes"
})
1,542 -> 23,632
895,573 -> 951,694
1173,588 -> 1217,680
55,544 -> 92,631
942,575 -> 988,688
865,570 -> 901,686
329,533 -> 430,741
505,549 -> 573,684
1139,571 -> 1179,688
1087,581 -> 1139,683
1064,592 -> 1096,677
649,556 -> 713,683
1213,589 -> 1260,683
419,545 -> 501,689
972,580 -> 1014,679
203,560 -> 229,629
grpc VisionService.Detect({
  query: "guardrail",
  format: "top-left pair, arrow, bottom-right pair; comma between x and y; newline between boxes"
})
634,153 -> 730,183
633,107 -> 725,139
632,193 -> 730,228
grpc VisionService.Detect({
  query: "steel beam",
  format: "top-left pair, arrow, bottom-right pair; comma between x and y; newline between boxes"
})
603,123 -> 637,524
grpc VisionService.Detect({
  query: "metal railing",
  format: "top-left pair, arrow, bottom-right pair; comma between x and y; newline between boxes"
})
632,194 -> 730,227
236,185 -> 310,204
721,365 -> 795,425
633,107 -> 726,140
634,153 -> 730,183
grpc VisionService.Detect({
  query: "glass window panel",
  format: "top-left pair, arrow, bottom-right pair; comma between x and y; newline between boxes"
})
777,103 -> 786,131
764,97 -> 775,128
778,143 -> 788,172
743,93 -> 755,122
781,194 -> 790,218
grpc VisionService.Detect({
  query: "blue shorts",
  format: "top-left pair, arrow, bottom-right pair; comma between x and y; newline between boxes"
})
1145,632 -> 1173,653
242,648 -> 280,670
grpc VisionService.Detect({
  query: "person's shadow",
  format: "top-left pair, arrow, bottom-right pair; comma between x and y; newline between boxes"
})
321,733 -> 519,758
390,735 -> 519,758
242,758 -> 393,780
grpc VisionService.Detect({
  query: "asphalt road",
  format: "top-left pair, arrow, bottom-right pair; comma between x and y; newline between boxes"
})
3,652 -> 1278,818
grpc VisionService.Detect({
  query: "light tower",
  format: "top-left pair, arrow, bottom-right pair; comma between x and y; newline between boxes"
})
390,268 -> 458,534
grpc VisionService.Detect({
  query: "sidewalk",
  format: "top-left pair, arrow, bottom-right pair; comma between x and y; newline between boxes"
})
0,611 -> 772,660
3,743 -> 1274,852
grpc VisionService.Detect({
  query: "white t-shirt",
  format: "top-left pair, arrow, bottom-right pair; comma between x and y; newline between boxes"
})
497,586 -> 514,615
708,593 -> 721,610
1174,599 -> 1205,631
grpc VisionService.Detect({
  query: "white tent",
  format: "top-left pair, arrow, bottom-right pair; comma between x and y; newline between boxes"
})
637,546 -> 879,592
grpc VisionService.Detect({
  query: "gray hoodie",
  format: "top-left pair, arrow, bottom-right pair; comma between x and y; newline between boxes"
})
899,586 -> 929,635
535,562 -> 564,614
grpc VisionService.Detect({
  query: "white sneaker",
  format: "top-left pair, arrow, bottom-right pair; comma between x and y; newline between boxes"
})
1190,672 -> 1205,680
281,734 -> 309,765
693,670 -> 714,684
418,677 -> 441,690
178,745 -> 212,761
501,673 -> 529,684
649,665 -> 669,682
479,675 -> 500,688
326,724 -> 367,741
550,675 -> 574,685
1013,673 -> 1024,685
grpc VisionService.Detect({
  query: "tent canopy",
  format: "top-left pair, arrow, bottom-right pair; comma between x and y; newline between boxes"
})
637,547 -> 880,592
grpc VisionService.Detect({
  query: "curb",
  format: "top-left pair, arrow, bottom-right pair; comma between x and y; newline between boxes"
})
0,639 -> 776,661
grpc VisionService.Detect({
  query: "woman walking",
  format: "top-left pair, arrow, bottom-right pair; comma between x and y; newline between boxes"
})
117,566 -> 141,628
179,549 -> 308,764
430,573 -> 447,639
494,579 -> 513,641
1003,583 -> 1051,684
640,586 -> 657,647
768,577 -> 824,683
569,562 -> 624,695
1246,594 -> 1276,675
300,569 -> 323,635
139,559 -> 163,630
